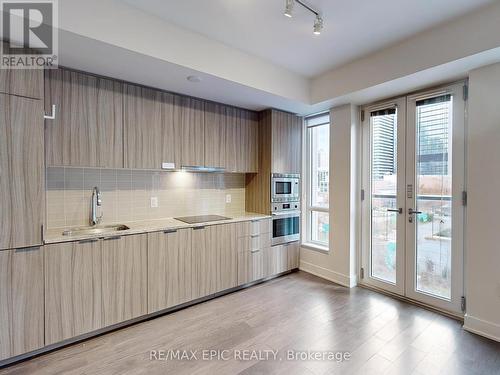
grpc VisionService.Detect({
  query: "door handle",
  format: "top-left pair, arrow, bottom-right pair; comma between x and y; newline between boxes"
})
387,208 -> 403,214
408,208 -> 422,215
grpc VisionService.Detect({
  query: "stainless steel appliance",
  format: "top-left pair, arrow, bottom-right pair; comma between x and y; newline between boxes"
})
174,215 -> 231,224
271,173 -> 300,203
271,210 -> 300,246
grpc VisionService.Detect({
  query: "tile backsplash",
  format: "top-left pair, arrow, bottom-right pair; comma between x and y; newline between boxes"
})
46,167 -> 246,229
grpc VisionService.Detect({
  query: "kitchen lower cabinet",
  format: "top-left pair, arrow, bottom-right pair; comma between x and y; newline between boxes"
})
0,94 -> 44,250
44,240 -> 103,345
264,245 -> 288,277
102,234 -> 147,326
237,249 -> 264,285
215,223 -> 238,292
0,247 -> 44,361
287,241 -> 300,270
192,226 -> 217,299
148,229 -> 194,313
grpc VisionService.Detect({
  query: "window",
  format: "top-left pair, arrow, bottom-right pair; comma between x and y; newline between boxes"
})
305,113 -> 330,249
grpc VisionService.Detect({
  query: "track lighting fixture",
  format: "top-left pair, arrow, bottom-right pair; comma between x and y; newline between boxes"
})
283,0 -> 324,35
313,14 -> 323,35
284,0 -> 294,18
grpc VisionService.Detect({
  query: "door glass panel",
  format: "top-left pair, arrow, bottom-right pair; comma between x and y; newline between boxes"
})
370,109 -> 398,283
415,95 -> 452,299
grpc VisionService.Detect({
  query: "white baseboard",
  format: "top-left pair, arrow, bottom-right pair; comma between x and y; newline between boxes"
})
299,260 -> 357,288
464,314 -> 500,342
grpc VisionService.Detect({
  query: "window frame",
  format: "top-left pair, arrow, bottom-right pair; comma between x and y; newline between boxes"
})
304,113 -> 330,251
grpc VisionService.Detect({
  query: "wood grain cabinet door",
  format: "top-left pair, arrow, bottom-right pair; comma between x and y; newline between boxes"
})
240,110 -> 259,173
271,110 -> 303,174
264,245 -> 288,278
192,226 -> 217,299
0,247 -> 44,361
44,240 -> 103,345
148,229 -> 193,313
44,69 -> 123,168
0,43 -> 43,99
102,234 -> 147,326
237,248 -> 264,285
0,94 -> 44,250
224,107 -> 241,172
286,241 -> 300,270
204,102 -> 226,169
178,96 -> 205,167
215,224 -> 238,292
123,84 -> 163,169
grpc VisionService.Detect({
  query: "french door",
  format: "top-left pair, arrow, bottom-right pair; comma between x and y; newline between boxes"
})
361,83 -> 466,315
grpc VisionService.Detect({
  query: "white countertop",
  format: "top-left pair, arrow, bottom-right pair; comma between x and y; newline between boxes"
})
44,212 -> 271,244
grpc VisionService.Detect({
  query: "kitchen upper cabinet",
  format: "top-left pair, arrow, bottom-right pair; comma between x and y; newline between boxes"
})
225,106 -> 241,172
0,94 -> 44,250
0,247 -> 44,361
225,107 -> 259,173
148,229 -> 194,313
44,240 -> 103,345
271,110 -> 302,174
102,234 -> 147,326
123,85 -> 180,169
44,69 -> 123,168
0,43 -> 43,99
240,110 -> 259,173
204,102 -> 226,169
178,96 -> 205,167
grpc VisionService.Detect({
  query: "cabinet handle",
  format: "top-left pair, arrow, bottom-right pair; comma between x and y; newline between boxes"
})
250,234 -> 259,238
163,229 -> 177,234
193,226 -> 205,230
44,104 -> 56,120
103,236 -> 122,240
79,238 -> 99,244
251,249 -> 261,253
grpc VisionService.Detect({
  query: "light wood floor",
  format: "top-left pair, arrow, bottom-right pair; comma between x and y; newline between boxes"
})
1,271 -> 499,375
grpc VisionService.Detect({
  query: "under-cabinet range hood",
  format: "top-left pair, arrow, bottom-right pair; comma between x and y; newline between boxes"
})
180,166 -> 225,173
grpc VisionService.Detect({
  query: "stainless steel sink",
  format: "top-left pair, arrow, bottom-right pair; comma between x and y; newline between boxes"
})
62,224 -> 130,236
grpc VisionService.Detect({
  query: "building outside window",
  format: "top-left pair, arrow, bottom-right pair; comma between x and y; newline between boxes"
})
305,113 -> 330,249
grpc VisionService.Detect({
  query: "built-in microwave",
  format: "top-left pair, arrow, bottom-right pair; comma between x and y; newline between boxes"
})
271,211 -> 300,246
271,173 -> 300,203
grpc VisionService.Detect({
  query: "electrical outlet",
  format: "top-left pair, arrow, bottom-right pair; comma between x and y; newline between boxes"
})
225,194 -> 232,204
150,197 -> 158,208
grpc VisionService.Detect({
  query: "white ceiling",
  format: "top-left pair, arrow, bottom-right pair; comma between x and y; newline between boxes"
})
121,0 -> 495,77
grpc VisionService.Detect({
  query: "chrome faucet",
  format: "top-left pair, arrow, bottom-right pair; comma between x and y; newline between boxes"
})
90,187 -> 103,226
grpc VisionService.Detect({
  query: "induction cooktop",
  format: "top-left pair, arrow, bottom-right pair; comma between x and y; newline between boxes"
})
174,215 -> 231,224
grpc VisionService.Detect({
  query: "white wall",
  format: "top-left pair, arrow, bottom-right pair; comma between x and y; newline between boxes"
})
299,104 -> 360,288
463,62 -> 500,342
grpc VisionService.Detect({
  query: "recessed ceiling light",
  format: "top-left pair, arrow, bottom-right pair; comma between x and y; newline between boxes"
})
187,75 -> 202,83
284,0 -> 294,17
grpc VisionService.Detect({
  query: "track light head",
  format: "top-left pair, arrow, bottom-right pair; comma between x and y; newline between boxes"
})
284,0 -> 294,18
313,15 -> 323,35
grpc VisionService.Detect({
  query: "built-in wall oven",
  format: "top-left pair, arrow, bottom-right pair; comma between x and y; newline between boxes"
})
271,173 -> 300,203
271,210 -> 300,246
271,198 -> 300,245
